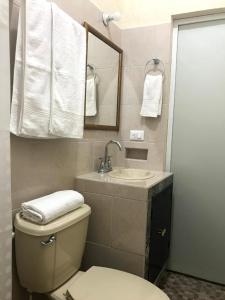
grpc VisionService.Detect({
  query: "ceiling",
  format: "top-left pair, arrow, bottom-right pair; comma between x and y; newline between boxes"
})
90,0 -> 225,28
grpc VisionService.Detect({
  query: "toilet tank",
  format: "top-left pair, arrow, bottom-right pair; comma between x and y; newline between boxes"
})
14,204 -> 91,294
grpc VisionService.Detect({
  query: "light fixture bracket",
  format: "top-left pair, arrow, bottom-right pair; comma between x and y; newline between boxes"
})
102,12 -> 121,27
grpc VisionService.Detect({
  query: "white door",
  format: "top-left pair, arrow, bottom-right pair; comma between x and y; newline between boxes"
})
168,17 -> 225,284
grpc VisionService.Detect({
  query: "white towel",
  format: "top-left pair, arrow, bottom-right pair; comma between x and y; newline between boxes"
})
10,1 -> 86,139
85,76 -> 97,116
10,0 -> 55,138
49,4 -> 86,138
21,190 -> 84,224
140,74 -> 163,118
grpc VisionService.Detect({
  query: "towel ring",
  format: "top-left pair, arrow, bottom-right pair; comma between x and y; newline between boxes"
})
144,58 -> 165,78
87,63 -> 97,79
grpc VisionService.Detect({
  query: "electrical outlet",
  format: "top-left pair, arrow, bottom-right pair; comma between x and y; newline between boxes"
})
130,130 -> 144,141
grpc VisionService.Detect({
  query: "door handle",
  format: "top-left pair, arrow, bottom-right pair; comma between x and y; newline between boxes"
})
157,228 -> 167,237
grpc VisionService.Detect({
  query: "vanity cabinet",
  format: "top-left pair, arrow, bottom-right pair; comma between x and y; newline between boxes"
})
147,184 -> 173,282
75,171 -> 173,284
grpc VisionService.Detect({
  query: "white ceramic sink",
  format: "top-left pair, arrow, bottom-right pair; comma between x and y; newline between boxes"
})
108,168 -> 154,180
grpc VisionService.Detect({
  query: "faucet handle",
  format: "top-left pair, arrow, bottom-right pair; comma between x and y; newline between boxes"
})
107,156 -> 112,171
98,157 -> 105,173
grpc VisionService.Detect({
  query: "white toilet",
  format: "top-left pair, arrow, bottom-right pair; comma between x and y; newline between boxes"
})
14,204 -> 170,300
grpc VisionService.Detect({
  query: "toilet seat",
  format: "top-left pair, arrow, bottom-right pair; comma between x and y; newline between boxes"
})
66,266 -> 169,300
49,271 -> 85,300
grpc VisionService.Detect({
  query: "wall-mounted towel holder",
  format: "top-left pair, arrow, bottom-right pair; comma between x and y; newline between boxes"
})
145,58 -> 165,78
87,63 -> 97,79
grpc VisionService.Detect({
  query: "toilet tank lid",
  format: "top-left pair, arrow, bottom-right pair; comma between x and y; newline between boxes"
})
14,204 -> 91,236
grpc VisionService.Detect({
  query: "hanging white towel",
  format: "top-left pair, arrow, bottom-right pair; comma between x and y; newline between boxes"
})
49,4 -> 86,138
85,76 -> 97,117
21,190 -> 84,224
140,74 -> 163,118
10,1 -> 86,139
10,0 -> 55,138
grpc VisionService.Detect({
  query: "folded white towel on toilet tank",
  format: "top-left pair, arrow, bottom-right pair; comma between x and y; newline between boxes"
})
21,190 -> 84,224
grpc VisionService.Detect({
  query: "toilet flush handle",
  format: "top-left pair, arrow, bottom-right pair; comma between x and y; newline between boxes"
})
40,235 -> 56,246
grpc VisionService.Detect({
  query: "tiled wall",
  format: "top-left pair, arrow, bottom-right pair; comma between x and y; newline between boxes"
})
75,173 -> 173,279
75,178 -> 148,277
0,1 -> 12,300
117,23 -> 172,171
9,0 -> 121,211
10,1 -> 172,299
10,2 -> 172,210
9,0 -> 121,299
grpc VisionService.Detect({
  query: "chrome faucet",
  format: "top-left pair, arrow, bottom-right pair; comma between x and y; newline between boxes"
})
98,140 -> 122,173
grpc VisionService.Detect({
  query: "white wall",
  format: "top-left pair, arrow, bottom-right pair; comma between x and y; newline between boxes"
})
0,0 -> 12,299
91,0 -> 225,27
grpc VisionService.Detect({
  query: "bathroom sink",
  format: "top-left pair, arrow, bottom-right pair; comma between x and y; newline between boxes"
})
108,168 -> 154,180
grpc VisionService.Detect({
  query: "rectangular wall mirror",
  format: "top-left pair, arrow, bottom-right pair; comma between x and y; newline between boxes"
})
83,22 -> 123,131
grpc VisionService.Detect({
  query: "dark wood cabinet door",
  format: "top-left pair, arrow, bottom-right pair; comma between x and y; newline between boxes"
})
148,184 -> 173,282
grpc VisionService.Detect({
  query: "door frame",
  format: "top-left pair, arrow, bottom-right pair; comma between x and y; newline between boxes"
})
166,12 -> 225,171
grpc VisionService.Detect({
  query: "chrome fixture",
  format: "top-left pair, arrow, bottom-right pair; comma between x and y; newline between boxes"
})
102,12 -> 121,27
144,57 -> 165,78
98,140 -> 122,173
40,235 -> 56,246
87,63 -> 96,79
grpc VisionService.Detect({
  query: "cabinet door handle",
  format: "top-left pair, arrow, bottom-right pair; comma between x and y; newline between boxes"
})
40,235 -> 56,246
157,228 -> 167,237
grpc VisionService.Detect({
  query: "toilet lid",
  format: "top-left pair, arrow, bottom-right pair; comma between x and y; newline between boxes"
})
67,266 -> 169,300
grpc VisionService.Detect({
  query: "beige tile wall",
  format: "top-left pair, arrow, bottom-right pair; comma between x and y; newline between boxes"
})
83,242 -> 146,276
10,1 -> 172,299
0,1 -> 12,300
9,0 -> 121,299
81,194 -> 147,277
9,10 -> 172,195
75,177 -> 149,277
117,23 -> 172,171
9,0 -> 121,209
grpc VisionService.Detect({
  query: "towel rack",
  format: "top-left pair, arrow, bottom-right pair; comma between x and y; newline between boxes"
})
144,58 -> 165,78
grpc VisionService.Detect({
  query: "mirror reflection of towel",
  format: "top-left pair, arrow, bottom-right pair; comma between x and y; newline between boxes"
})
86,77 -> 97,116
140,74 -> 163,118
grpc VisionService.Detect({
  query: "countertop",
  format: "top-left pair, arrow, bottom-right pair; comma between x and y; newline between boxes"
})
76,169 -> 173,190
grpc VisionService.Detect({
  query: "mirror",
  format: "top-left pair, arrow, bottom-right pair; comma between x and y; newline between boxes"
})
83,22 -> 123,131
